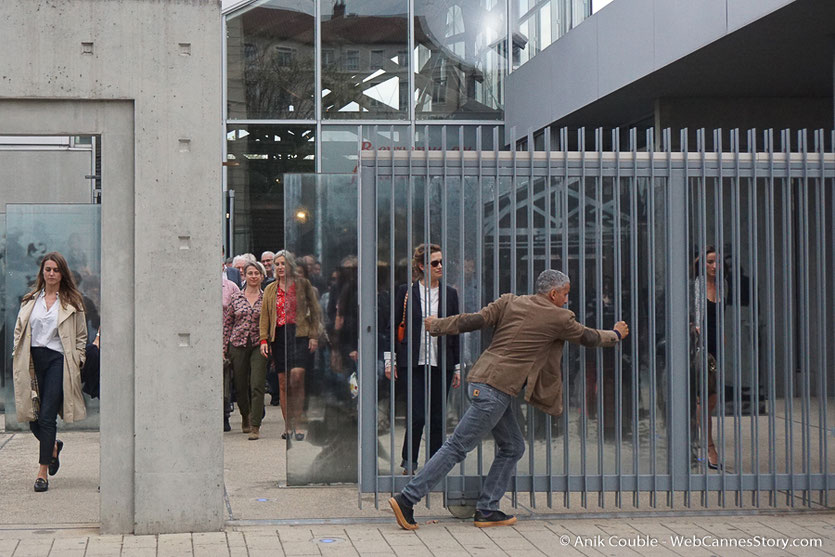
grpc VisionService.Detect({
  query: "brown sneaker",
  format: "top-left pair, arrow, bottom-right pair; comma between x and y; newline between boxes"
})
248,426 -> 260,440
389,495 -> 418,530
473,510 -> 516,528
241,415 -> 251,433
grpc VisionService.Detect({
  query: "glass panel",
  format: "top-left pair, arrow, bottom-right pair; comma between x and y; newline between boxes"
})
226,124 -> 316,255
283,174 -> 358,485
322,0 -> 409,119
414,0 -> 506,120
321,125 -> 410,173
413,124 -> 505,151
4,204 -> 101,430
226,0 -> 316,119
0,212 -> 5,412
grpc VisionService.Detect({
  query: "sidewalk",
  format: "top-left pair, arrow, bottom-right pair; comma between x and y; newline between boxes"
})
1,513 -> 833,556
2,408 -> 834,556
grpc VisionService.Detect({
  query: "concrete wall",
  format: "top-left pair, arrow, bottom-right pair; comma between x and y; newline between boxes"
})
0,150 -> 93,204
506,0 -> 797,140
0,0 -> 223,535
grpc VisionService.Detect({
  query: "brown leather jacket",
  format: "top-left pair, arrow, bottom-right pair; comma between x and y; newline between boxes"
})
428,293 -> 620,417
260,278 -> 322,342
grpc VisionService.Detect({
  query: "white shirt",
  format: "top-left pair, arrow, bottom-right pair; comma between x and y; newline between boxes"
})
417,284 -> 439,367
30,290 -> 63,353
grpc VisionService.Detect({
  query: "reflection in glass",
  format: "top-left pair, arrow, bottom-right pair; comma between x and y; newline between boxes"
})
321,125 -> 410,173
283,174 -> 358,485
3,204 -> 101,430
414,0 -> 506,120
0,213 -> 5,405
226,0 -> 316,119
512,0 -> 591,68
322,0 -> 409,119
226,125 -> 315,255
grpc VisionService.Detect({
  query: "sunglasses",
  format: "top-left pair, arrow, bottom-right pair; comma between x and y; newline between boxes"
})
430,259 -> 443,267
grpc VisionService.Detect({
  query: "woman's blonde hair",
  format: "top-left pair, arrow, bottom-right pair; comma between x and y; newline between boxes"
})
274,250 -> 297,278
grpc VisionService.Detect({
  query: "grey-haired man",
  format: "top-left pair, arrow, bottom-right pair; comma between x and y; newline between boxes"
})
390,269 -> 629,529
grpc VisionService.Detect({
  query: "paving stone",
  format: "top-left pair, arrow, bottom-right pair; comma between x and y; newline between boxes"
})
243,533 -> 280,549
120,549 -> 157,557
121,536 -> 157,549
192,533 -> 228,546
276,527 -> 314,543
279,541 -> 321,556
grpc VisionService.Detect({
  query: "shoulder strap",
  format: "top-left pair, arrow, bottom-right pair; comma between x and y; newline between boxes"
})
399,288 -> 409,328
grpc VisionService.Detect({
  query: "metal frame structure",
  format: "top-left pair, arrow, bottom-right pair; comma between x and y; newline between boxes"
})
355,126 -> 835,510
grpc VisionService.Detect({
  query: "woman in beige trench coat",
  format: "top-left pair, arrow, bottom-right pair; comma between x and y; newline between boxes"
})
13,252 -> 87,492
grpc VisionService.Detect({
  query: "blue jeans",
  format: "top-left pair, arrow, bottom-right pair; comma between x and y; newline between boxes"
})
401,382 -> 525,512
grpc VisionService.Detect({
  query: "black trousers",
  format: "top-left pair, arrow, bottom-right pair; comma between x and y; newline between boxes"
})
401,365 -> 453,471
30,347 -> 64,465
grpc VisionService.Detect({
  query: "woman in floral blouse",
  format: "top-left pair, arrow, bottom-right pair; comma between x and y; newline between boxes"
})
223,261 -> 267,440
259,250 -> 321,441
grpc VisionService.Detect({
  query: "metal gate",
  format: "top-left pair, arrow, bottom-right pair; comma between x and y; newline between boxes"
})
356,127 -> 834,511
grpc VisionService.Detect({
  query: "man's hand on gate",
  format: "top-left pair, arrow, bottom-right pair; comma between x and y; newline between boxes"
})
424,316 -> 437,331
614,321 -> 629,340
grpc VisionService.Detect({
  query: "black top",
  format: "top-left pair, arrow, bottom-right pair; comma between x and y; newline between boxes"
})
394,281 -> 460,371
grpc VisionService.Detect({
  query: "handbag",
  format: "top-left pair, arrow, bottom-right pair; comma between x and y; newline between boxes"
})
29,370 -> 40,421
396,290 -> 409,343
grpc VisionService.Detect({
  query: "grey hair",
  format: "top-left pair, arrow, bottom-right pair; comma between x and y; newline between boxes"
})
261,250 -> 275,261
232,255 -> 246,266
536,269 -> 570,294
241,253 -> 257,264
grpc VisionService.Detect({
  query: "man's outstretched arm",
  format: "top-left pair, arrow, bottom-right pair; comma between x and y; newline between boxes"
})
425,293 -> 513,336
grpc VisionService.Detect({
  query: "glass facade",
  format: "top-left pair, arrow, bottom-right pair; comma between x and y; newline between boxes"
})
224,0 -> 588,256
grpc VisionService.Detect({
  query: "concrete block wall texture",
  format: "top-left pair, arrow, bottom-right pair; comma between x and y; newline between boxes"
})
0,0 -> 223,535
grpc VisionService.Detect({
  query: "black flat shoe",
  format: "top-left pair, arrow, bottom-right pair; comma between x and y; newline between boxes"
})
281,431 -> 290,440
34,478 -> 49,492
294,431 -> 305,441
49,440 -> 63,476
708,460 -> 724,471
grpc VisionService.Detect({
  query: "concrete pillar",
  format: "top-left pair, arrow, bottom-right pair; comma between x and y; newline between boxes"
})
0,1 -> 223,534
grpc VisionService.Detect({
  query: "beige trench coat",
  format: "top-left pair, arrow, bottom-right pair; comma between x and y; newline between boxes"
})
12,297 -> 87,424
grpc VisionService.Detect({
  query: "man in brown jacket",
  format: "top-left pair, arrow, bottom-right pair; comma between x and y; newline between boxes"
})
390,269 -> 628,530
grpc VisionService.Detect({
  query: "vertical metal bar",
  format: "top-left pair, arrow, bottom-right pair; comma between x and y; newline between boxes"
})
438,126 -> 450,506
731,129 -> 743,507
697,128 -> 709,506
373,125 -> 381,508
681,127 -> 692,509
408,0 -> 415,123
561,127 -> 571,509
457,125 -> 466,486
594,128 -> 605,509
765,129 -> 778,507
389,127 -> 397,492
545,127 -> 554,508
314,0 -> 322,172
359,129 -> 379,508
613,128 -> 624,509
815,129 -> 829,507
510,127 -> 519,508
799,130 -> 812,507
629,127 -> 640,508
527,129 -> 536,509
647,127 -> 658,508
714,128 -> 727,507
748,128 -> 761,508
578,127 -> 588,509
358,127 -> 366,508
781,128 -> 794,507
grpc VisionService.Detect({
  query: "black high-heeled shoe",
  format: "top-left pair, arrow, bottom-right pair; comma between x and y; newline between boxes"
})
708,460 -> 723,471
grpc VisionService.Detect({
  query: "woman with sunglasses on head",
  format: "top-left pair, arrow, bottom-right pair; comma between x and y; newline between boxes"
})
386,243 -> 460,475
13,252 -> 87,492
